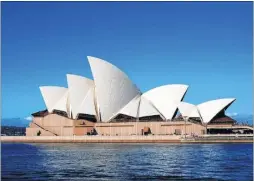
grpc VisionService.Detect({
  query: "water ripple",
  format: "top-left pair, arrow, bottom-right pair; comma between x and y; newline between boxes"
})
1,143 -> 253,181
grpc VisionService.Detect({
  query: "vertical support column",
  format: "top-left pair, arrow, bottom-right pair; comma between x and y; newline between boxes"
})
72,119 -> 74,136
184,117 -> 186,139
205,124 -> 208,135
136,96 -> 142,136
110,122 -> 111,136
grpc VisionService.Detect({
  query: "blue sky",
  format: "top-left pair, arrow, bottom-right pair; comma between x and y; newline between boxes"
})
2,2 -> 253,119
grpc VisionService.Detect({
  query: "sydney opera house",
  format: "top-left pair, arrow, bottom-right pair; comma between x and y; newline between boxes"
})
26,56 -> 253,136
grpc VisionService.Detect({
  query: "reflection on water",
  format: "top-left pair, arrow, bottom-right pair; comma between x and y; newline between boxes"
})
1,143 -> 253,181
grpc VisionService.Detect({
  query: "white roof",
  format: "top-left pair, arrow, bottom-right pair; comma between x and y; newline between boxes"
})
66,74 -> 95,119
79,87 -> 96,116
115,95 -> 161,119
189,98 -> 236,124
39,86 -> 69,113
138,96 -> 161,118
87,56 -> 141,122
143,84 -> 188,120
66,95 -> 72,118
178,102 -> 201,119
117,95 -> 140,118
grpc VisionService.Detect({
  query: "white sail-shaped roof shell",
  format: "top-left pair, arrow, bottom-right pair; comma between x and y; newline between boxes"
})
138,96 -> 161,118
143,84 -> 188,120
66,74 -> 95,119
178,102 -> 201,119
39,86 -> 69,113
189,98 -> 236,124
117,95 -> 140,118
116,95 -> 161,118
79,88 -> 96,116
54,91 -> 69,113
88,56 -> 141,122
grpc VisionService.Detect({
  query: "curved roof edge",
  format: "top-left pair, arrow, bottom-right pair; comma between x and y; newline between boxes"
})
195,98 -> 236,124
146,84 -> 189,91
66,74 -> 94,84
78,87 -> 96,117
87,56 -> 141,122
66,74 -> 94,119
143,84 -> 189,120
138,96 -> 163,118
113,95 -> 141,119
39,86 -> 68,113
178,102 -> 201,119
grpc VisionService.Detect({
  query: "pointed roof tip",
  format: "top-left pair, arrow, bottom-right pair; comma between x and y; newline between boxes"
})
87,56 -> 103,64
66,73 -> 74,77
223,98 -> 236,102
200,97 -> 236,104
218,97 -> 236,100
177,84 -> 189,89
66,73 -> 74,78
226,98 -> 237,104
66,73 -> 82,78
39,86 -> 51,90
66,74 -> 94,82
217,98 -> 236,102
87,56 -> 110,65
229,97 -> 236,99
87,56 -> 98,60
174,84 -> 189,87
39,85 -> 67,88
39,86 -> 68,91
148,84 -> 189,90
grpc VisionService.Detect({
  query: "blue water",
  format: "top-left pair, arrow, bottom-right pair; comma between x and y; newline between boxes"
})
1,143 -> 253,181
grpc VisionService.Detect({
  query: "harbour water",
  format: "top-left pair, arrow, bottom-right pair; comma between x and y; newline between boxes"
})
1,143 -> 253,181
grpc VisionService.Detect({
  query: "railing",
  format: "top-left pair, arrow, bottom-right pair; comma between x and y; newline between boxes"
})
1,135 -> 181,142
200,134 -> 253,137
194,134 -> 253,141
1,135 -> 253,143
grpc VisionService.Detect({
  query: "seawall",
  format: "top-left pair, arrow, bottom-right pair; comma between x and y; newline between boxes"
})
1,135 -> 253,143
